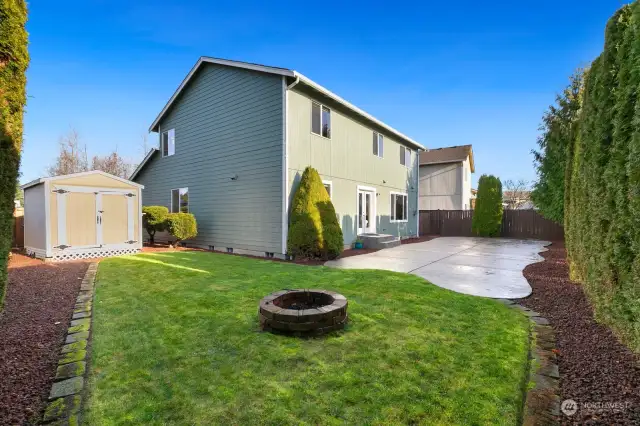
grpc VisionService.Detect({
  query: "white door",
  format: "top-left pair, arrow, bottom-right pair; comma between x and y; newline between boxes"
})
357,189 -> 376,234
55,186 -> 137,249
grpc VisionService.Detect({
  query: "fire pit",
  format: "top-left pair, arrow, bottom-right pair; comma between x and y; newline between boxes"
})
259,289 -> 348,336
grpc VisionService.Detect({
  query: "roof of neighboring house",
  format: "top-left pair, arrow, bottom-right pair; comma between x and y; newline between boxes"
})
20,170 -> 144,191
148,56 -> 425,151
503,190 -> 532,199
419,145 -> 474,172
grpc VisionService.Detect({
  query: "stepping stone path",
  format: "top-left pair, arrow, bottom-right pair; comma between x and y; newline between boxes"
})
41,262 -> 98,425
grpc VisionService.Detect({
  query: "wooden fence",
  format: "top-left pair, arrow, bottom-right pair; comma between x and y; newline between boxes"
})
12,208 -> 24,248
419,209 -> 564,241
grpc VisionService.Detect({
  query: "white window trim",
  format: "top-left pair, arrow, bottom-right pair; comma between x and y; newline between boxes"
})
161,128 -> 175,157
322,180 -> 333,200
373,132 -> 384,158
170,187 -> 189,213
311,101 -> 331,139
390,191 -> 409,223
402,146 -> 412,168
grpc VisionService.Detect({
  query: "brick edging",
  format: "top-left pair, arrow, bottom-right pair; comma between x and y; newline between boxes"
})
40,262 -> 98,425
497,299 -> 560,425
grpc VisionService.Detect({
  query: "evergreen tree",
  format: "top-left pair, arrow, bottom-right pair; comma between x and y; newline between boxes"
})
471,175 -> 503,237
0,0 -> 29,308
531,71 -> 583,224
288,167 -> 343,259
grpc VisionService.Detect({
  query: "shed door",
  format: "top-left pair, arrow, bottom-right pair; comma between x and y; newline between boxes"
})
99,193 -> 133,245
55,190 -> 99,249
66,192 -> 98,247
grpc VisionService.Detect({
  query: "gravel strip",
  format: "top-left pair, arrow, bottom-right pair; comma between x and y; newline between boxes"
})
0,254 -> 88,425
516,242 -> 640,424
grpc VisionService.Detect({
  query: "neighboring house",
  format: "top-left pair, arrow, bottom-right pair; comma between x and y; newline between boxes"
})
130,57 -> 425,258
470,188 -> 477,209
503,191 -> 534,210
418,145 -> 475,210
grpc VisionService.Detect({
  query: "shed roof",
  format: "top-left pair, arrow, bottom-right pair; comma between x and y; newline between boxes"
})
148,56 -> 425,151
419,145 -> 474,172
21,170 -> 144,190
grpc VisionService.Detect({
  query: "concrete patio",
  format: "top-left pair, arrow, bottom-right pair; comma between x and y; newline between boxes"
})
325,237 -> 550,298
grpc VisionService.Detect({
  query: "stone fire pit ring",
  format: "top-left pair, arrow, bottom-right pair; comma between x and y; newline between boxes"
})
259,289 -> 348,336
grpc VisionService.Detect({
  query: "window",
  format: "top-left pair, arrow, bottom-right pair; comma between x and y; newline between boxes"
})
322,180 -> 333,199
400,146 -> 411,166
311,102 -> 331,138
373,132 -> 384,157
161,129 -> 175,157
171,187 -> 189,213
390,192 -> 408,222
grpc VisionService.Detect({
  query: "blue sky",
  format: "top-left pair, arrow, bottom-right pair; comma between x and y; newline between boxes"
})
22,0 -> 623,186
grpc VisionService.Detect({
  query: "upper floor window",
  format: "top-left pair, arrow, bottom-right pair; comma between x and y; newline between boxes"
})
162,129 -> 175,157
171,187 -> 189,213
391,192 -> 408,222
311,102 -> 331,138
322,180 -> 333,199
400,146 -> 411,167
373,132 -> 384,157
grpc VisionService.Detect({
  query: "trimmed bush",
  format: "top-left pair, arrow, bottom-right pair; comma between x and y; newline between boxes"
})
288,167 -> 343,259
167,213 -> 198,244
0,0 -> 29,309
142,206 -> 169,244
472,175 -> 503,237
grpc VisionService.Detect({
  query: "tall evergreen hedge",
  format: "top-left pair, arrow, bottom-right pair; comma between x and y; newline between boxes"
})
531,71 -> 584,224
554,2 -> 640,351
0,0 -> 29,309
471,175 -> 503,237
288,167 -> 343,259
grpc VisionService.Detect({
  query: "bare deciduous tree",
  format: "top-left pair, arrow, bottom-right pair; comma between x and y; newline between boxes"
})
91,151 -> 135,179
47,129 -> 89,176
503,179 -> 531,209
48,129 -> 135,178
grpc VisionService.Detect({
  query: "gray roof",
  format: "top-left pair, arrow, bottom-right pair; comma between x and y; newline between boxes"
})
419,145 -> 474,172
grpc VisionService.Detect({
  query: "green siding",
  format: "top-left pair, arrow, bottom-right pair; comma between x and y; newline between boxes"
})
287,89 -> 419,246
135,63 -> 284,254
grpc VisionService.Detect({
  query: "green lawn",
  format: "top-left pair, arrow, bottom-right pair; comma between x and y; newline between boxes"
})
85,251 -> 530,425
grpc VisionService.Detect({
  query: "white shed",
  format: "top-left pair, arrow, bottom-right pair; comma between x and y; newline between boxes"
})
20,171 -> 144,262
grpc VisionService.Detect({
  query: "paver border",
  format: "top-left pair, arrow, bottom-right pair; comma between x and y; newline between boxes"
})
40,262 -> 98,425
497,299 -> 560,425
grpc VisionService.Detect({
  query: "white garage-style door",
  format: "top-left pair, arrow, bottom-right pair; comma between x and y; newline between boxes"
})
54,186 -> 137,250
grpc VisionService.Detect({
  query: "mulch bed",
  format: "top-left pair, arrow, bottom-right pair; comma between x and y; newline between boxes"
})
516,242 -> 640,424
0,253 -> 89,425
401,235 -> 438,245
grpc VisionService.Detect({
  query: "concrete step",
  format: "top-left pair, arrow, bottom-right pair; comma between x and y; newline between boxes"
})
379,239 -> 401,249
359,233 -> 401,249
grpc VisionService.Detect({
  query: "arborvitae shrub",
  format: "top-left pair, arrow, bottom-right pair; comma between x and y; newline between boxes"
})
0,0 -> 29,309
471,175 -> 503,237
288,167 -> 343,259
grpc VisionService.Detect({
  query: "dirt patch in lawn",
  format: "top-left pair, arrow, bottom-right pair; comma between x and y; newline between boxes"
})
0,254 -> 89,425
516,242 -> 640,424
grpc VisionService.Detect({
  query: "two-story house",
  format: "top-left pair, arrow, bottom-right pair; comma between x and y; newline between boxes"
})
418,145 -> 475,210
131,57 -> 425,258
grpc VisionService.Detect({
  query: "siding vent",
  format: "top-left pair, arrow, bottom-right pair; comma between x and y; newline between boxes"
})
208,245 -> 214,251
265,252 -> 274,258
226,247 -> 233,253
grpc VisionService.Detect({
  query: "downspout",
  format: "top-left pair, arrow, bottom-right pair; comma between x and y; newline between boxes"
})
282,75 -> 300,256
415,148 -> 422,237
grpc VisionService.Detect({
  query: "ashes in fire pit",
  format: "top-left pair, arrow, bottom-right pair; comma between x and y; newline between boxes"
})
259,289 -> 347,336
